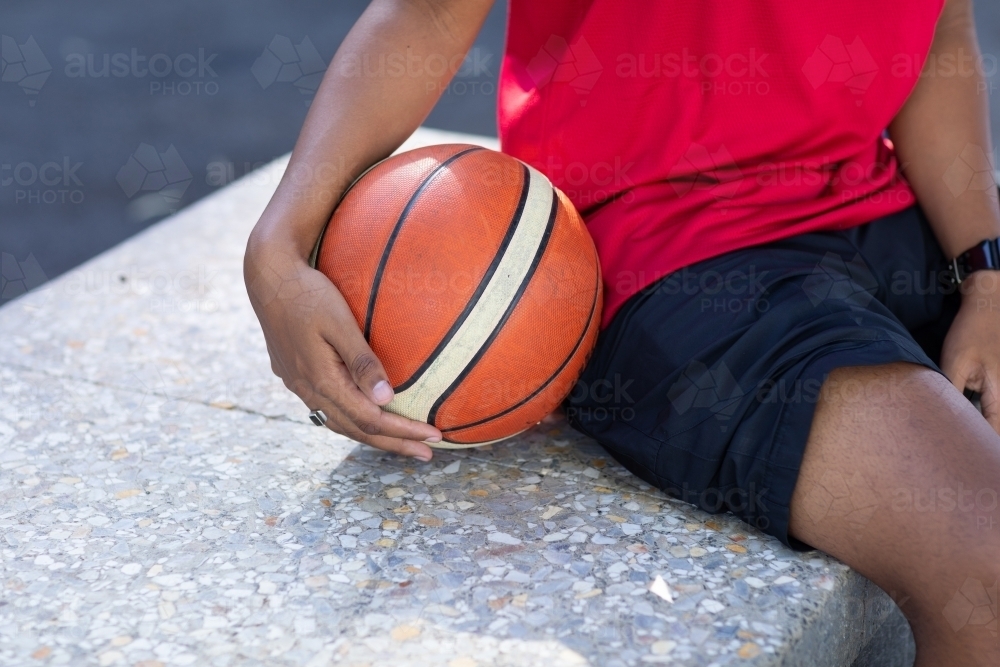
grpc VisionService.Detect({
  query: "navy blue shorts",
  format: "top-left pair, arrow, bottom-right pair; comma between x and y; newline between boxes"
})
567,206 -> 960,549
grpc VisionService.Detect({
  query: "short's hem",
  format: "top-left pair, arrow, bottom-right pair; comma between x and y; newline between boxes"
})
761,340 -> 940,551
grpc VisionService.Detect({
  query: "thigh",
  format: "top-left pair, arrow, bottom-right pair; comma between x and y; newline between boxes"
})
568,233 -> 939,548
790,362 -> 1000,665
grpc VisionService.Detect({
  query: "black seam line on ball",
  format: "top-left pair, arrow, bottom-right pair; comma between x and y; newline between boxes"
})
392,163 -> 531,394
363,146 -> 484,341
429,187 -> 558,433
442,237 -> 600,434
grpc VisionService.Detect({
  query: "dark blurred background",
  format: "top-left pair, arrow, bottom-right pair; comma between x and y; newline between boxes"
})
2,0 -> 998,302
0,0 -> 508,300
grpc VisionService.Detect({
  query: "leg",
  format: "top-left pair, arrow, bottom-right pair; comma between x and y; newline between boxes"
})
791,362 -> 1000,667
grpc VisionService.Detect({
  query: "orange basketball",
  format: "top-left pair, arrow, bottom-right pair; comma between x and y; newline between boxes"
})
314,144 -> 602,447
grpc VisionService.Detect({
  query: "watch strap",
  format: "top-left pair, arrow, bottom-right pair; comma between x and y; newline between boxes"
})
947,238 -> 1000,285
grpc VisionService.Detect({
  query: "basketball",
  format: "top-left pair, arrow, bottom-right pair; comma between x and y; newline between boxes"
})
314,144 -> 602,448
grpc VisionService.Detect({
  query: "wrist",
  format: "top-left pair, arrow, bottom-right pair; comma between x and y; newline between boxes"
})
248,209 -> 316,263
960,269 -> 1000,302
947,236 -> 1000,290
245,223 -> 313,285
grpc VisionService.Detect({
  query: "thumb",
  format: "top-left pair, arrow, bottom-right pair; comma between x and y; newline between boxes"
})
336,329 -> 395,406
319,288 -> 395,406
977,363 -> 1000,432
981,384 -> 1000,432
321,296 -> 395,405
940,351 -> 972,395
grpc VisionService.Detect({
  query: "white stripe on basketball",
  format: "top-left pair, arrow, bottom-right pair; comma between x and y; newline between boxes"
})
386,165 -> 554,423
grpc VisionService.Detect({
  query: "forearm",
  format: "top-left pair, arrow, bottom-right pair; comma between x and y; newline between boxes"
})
889,0 -> 1000,260
249,0 -> 493,260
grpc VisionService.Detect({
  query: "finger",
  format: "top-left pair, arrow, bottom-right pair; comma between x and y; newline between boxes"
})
322,293 -> 395,406
366,407 -> 445,444
321,402 -> 434,461
978,364 -> 1000,433
940,352 -> 973,395
265,341 -> 283,377
542,406 -> 567,423
291,367 -> 442,444
981,388 -> 1000,433
357,433 -> 435,461
332,378 -> 443,444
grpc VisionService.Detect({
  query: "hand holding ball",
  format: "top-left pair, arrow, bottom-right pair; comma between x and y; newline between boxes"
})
315,145 -> 601,447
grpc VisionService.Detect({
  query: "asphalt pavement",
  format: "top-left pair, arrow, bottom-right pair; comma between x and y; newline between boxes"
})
0,0 -> 508,300
1,1 -> 998,302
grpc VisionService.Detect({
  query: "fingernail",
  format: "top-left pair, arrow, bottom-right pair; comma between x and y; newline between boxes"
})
416,453 -> 432,462
426,435 -> 442,444
373,380 -> 393,404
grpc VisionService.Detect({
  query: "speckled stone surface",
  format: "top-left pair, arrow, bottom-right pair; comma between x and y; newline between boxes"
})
0,129 -> 909,666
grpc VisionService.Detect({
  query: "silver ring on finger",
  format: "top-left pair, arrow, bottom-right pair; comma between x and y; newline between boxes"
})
309,409 -> 328,427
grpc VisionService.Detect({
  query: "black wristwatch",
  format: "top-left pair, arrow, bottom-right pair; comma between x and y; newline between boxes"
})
945,238 -> 1000,286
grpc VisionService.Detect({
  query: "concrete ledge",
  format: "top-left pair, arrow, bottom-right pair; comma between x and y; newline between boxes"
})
0,128 -> 913,666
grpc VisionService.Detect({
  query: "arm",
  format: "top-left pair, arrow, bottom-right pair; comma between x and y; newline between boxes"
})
888,0 -> 1000,429
244,0 -> 495,459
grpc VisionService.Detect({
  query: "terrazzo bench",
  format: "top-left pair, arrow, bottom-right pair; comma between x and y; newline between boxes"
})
0,128 -> 915,666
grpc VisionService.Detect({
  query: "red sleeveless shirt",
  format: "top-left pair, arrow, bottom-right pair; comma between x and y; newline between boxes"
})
498,1 -> 946,326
